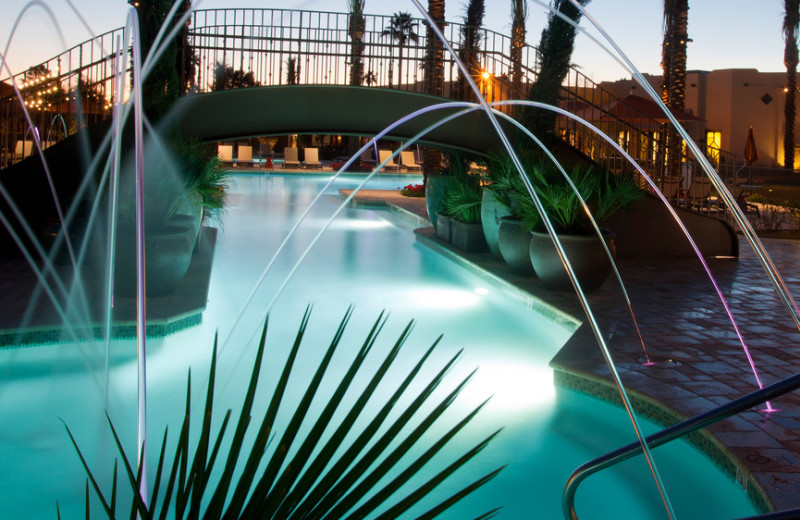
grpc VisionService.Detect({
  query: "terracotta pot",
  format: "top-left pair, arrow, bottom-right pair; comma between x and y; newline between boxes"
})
497,217 -> 533,274
529,230 -> 616,291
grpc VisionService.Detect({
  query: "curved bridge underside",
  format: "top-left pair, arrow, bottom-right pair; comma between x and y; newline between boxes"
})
170,85 -> 517,155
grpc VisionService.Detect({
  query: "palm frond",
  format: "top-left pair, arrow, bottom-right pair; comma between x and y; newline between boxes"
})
66,307 -> 504,518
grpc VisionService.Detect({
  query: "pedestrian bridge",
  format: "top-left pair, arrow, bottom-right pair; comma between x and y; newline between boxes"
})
170,85 -> 516,153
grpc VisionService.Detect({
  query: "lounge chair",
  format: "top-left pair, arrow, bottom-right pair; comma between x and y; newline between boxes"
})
400,150 -> 421,172
237,145 -> 254,167
217,144 -> 233,164
304,147 -> 322,169
14,140 -> 34,162
659,175 -> 682,203
377,150 -> 399,172
685,176 -> 712,209
283,147 -> 300,169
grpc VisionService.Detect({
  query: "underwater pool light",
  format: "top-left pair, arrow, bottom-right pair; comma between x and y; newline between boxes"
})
407,288 -> 481,309
459,361 -> 555,412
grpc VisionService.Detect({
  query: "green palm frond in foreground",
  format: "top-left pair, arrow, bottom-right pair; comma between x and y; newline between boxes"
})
63,306 -> 504,519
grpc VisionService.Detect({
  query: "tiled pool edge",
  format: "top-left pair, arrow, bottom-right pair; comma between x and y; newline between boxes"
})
412,224 -> 770,514
413,229 -> 580,332
550,358 -> 772,515
0,227 -> 217,348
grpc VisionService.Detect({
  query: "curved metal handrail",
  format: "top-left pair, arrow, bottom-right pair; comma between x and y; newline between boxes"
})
563,371 -> 800,520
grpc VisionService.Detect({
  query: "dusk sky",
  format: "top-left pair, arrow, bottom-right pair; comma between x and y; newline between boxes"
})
0,0 -> 790,85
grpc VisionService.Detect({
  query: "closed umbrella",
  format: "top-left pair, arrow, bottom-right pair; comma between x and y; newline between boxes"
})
744,126 -> 759,165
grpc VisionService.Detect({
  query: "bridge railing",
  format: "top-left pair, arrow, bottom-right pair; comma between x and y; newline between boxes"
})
185,8 -> 539,104
0,28 -> 123,168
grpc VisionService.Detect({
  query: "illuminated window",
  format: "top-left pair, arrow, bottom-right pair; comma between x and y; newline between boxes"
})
706,130 -> 721,166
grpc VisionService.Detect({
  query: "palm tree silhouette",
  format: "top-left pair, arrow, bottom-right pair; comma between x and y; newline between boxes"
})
783,0 -> 799,170
382,12 -> 419,88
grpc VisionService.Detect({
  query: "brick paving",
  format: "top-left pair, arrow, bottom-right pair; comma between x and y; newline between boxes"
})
343,188 -> 800,514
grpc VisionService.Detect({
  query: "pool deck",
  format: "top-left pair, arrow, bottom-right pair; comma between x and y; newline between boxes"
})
340,188 -> 800,515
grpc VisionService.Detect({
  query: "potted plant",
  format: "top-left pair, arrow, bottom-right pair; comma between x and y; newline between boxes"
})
485,153 -> 537,275
112,135 -> 228,297
425,151 -> 475,231
480,154 -> 513,260
525,163 -> 642,291
442,174 -> 487,252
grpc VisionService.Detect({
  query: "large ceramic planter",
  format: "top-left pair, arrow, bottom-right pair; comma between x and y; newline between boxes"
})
530,230 -> 616,292
435,212 -> 452,242
497,217 -> 533,274
425,175 -> 447,229
450,219 -> 488,253
481,188 -> 511,259
114,224 -> 195,297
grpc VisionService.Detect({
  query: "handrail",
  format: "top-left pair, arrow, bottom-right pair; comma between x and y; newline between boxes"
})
562,370 -> 800,520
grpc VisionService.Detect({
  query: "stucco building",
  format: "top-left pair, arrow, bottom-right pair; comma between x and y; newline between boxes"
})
600,69 -> 799,170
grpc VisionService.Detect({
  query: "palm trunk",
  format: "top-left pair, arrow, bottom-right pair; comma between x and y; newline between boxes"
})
662,0 -> 689,177
423,0 -> 446,182
397,46 -> 404,88
784,0 -> 799,170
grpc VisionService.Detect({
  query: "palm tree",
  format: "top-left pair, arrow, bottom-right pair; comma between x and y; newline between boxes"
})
425,0 -> 446,97
510,0 -> 527,100
348,0 -> 366,87
784,0 -> 799,170
456,0 -> 485,101
523,0 -> 592,146
661,0 -> 689,176
382,12 -> 419,88
423,0 -> 446,181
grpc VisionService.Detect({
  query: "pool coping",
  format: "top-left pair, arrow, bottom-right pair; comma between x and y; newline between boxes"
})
339,188 -> 792,515
0,227 -> 217,348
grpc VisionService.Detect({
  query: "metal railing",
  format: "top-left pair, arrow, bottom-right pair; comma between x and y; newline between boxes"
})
0,27 -> 123,168
1,7 -> 750,221
562,370 -> 800,520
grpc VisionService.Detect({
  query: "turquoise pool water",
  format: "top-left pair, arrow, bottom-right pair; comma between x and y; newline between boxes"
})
0,174 -> 757,519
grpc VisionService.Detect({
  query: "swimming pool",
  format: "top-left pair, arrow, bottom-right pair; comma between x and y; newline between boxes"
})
0,174 -> 757,518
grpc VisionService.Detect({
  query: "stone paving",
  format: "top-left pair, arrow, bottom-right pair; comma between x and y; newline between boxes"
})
342,188 -> 800,515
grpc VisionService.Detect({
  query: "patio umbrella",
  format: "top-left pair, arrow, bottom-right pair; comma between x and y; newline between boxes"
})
744,126 -> 759,165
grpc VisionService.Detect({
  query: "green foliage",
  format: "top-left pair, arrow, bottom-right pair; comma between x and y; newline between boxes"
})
134,0 -> 181,121
522,0 -> 592,145
117,136 -> 228,228
443,176 -> 483,224
171,137 -> 229,224
212,64 -> 260,91
487,153 -> 642,234
64,307 -> 504,519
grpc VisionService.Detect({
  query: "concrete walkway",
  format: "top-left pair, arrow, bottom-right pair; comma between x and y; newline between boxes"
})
342,188 -> 800,515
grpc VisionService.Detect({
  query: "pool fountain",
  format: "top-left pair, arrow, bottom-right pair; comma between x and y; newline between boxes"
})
1,0 -> 797,518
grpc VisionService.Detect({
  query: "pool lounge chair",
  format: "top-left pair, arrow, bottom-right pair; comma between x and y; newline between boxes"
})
236,145 -> 254,167
283,147 -> 300,169
659,175 -> 682,203
400,150 -> 421,172
217,144 -> 233,164
304,147 -> 322,169
378,150 -> 399,172
14,140 -> 34,162
685,176 -> 712,209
